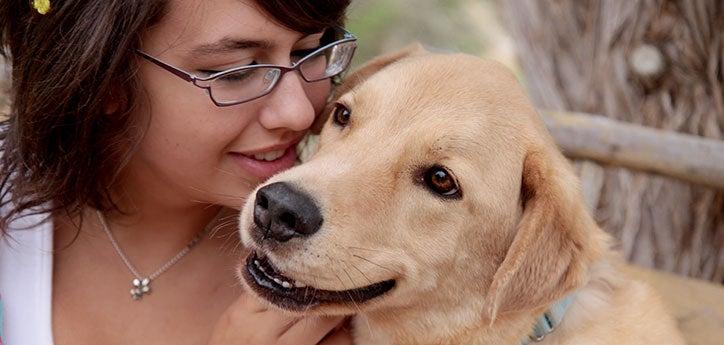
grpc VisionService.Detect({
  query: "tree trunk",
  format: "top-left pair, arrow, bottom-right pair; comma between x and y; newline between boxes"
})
499,0 -> 723,282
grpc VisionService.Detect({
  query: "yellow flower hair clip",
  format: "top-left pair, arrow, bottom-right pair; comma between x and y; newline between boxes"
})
31,0 -> 51,15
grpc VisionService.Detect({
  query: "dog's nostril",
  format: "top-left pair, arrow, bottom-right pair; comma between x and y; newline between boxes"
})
257,194 -> 269,209
279,212 -> 297,229
254,182 -> 323,243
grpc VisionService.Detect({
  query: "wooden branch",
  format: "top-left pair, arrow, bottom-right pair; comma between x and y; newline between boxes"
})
542,111 -> 724,190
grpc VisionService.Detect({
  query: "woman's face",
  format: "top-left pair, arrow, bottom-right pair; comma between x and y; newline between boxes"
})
126,0 -> 332,209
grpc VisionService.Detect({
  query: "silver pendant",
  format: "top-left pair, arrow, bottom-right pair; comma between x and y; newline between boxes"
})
130,278 -> 151,300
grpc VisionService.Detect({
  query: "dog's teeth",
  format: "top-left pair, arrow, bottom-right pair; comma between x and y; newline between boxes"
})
254,259 -> 266,272
281,281 -> 292,289
273,278 -> 283,285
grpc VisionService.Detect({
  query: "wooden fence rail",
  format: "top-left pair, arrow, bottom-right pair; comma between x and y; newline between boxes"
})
542,111 -> 724,190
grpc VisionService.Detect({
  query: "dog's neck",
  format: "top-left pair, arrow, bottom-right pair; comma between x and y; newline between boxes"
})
353,305 -> 542,345
352,260 -> 619,345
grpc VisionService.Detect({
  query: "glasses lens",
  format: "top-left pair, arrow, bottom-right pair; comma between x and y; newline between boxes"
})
208,67 -> 281,105
299,40 -> 356,82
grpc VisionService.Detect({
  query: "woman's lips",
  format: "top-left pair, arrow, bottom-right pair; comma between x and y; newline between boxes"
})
230,144 -> 298,181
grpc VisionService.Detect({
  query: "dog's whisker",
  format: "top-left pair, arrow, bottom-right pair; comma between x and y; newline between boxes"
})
219,234 -> 243,255
336,256 -> 374,286
340,261 -> 369,313
330,241 -> 396,255
212,229 -> 240,243
303,276 -> 321,313
204,203 -> 222,211
339,260 -> 359,290
330,256 -> 369,326
214,214 -> 239,223
228,266 -> 245,289
345,245 -> 396,255
187,185 -> 247,201
341,261 -> 375,337
214,167 -> 256,186
331,265 -> 362,314
208,222 -> 237,238
218,218 -> 239,227
347,260 -> 374,286
208,221 -> 232,234
218,240 -> 242,256
213,167 -> 255,184
351,254 -> 400,275
208,218 -> 238,233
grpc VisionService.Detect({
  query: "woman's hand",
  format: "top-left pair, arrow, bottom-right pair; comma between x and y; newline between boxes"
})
208,292 -> 353,345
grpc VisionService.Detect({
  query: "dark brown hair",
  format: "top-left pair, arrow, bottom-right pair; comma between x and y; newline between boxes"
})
0,0 -> 350,231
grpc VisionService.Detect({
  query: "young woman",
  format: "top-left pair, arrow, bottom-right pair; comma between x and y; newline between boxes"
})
0,0 -> 355,344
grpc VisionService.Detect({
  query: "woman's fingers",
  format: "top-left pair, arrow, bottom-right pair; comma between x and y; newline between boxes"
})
208,293 -> 295,344
318,323 -> 354,345
208,292 -> 350,345
278,315 -> 347,344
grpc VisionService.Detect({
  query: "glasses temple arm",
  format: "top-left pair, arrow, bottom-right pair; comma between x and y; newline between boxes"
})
135,50 -> 195,82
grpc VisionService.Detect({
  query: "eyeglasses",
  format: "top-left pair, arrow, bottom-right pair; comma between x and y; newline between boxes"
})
136,27 -> 357,107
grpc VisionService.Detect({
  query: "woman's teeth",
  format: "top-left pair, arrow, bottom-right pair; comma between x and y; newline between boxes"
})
252,149 -> 285,161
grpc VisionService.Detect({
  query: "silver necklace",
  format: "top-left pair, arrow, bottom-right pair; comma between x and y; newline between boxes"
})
96,210 -> 209,301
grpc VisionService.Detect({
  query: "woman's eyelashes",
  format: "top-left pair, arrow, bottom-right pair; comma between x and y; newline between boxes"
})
198,61 -> 258,75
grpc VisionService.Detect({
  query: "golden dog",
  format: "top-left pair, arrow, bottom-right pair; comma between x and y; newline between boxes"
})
237,45 -> 685,345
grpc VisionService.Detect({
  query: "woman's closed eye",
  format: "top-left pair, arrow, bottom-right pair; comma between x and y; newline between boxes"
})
198,61 -> 259,76
198,44 -> 323,76
213,68 -> 266,84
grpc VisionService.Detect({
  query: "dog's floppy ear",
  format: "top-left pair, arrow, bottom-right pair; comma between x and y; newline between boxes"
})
483,148 -> 605,321
311,42 -> 428,133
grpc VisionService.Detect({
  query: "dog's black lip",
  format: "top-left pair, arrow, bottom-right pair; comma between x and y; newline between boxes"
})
243,252 -> 396,312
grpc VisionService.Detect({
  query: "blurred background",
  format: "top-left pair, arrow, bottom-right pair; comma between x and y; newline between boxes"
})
347,0 -> 517,70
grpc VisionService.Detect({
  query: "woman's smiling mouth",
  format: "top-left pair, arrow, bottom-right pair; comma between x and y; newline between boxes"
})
230,137 -> 304,180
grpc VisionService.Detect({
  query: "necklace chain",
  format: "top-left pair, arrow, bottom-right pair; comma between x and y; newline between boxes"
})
96,210 -> 211,300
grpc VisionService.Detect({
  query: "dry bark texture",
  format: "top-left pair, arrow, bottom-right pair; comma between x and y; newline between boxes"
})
499,0 -> 723,282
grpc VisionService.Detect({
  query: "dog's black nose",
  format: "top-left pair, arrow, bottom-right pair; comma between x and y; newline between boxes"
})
253,182 -> 323,242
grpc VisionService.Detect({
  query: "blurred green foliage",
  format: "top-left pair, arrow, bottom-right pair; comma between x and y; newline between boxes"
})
345,0 -> 515,71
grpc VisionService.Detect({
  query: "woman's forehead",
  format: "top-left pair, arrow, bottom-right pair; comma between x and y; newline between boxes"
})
144,0 -> 307,55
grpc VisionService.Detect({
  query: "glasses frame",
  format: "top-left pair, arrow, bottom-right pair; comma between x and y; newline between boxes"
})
136,27 -> 357,107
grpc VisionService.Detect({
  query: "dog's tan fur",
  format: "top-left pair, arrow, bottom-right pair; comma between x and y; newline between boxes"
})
239,46 -> 685,345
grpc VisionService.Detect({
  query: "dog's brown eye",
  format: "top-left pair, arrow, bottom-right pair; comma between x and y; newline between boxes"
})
332,104 -> 351,126
424,166 -> 461,198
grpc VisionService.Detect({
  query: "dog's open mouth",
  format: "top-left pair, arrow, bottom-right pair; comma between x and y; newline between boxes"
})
243,251 -> 396,311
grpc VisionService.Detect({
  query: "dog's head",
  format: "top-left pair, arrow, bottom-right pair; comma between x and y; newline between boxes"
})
238,46 -> 606,320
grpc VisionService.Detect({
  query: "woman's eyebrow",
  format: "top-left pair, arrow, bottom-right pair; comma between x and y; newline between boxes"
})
190,37 -> 275,56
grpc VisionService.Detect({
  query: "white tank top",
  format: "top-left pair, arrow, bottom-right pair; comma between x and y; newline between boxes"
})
0,211 -> 54,345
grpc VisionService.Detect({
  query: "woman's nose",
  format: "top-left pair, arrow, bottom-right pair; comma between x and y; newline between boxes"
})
257,71 -> 317,132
